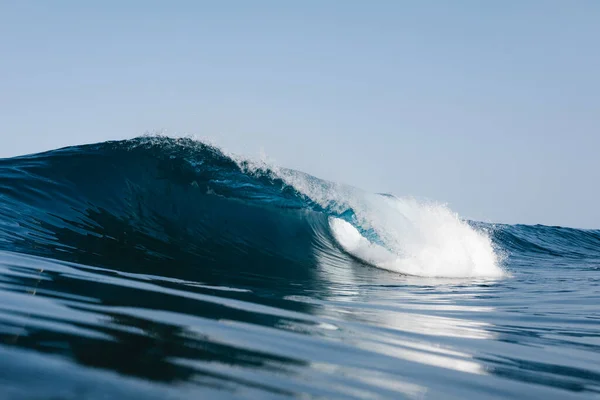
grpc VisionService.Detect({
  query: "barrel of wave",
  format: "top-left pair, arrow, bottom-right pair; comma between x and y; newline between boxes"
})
329,197 -> 504,278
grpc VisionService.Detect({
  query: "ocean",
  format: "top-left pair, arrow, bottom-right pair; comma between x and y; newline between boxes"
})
0,136 -> 598,399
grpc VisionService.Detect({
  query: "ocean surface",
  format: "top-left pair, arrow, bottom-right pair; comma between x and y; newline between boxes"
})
0,137 -> 598,399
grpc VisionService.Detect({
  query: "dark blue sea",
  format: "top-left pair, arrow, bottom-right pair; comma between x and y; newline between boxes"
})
0,137 -> 598,399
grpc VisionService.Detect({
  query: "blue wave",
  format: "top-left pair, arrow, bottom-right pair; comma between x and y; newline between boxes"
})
0,137 -> 597,279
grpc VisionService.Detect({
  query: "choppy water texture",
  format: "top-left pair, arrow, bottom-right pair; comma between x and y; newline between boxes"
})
0,137 -> 599,399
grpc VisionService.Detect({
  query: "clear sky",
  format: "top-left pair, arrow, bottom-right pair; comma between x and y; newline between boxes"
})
1,1 -> 598,228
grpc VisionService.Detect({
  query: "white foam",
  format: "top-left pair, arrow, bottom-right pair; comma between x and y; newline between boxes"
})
233,152 -> 504,278
329,204 -> 504,278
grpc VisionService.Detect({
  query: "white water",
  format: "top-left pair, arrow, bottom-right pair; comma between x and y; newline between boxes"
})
328,200 -> 504,278
233,150 -> 504,278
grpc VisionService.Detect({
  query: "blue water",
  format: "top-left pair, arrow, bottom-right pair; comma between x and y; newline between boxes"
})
0,137 -> 599,399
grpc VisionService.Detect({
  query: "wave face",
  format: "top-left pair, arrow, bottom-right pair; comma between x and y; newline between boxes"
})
1,137 -> 600,399
0,136 -> 503,278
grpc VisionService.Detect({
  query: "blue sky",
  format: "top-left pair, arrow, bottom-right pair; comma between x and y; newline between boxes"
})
1,1 -> 598,228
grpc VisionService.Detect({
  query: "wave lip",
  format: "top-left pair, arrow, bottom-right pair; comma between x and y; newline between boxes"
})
237,145 -> 505,278
329,200 -> 504,279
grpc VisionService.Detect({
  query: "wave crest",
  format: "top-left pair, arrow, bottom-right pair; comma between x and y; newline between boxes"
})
0,136 -> 507,278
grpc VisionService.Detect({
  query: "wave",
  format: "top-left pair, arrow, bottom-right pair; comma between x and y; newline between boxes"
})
485,222 -> 600,261
3,136 -> 594,280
